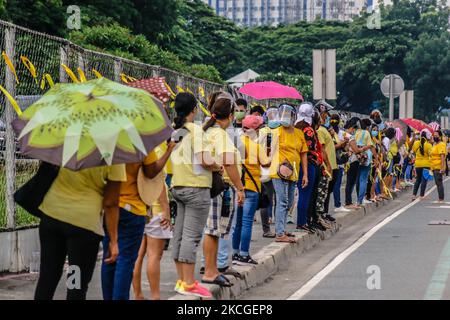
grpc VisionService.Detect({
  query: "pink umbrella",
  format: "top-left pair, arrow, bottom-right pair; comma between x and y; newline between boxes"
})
239,81 -> 303,100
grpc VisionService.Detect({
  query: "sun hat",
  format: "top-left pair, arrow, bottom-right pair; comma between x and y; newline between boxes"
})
137,168 -> 165,208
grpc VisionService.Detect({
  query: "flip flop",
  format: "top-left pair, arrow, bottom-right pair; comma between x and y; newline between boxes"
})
284,232 -> 296,237
201,274 -> 233,287
275,235 -> 297,243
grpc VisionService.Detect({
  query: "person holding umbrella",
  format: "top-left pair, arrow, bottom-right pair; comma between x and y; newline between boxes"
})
12,78 -> 174,300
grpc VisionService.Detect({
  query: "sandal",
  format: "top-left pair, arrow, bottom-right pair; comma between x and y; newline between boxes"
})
201,274 -> 232,287
285,231 -> 296,237
263,231 -> 276,238
275,235 -> 297,243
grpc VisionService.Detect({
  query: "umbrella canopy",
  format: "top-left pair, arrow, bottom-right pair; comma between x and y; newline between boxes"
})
428,122 -> 441,132
226,69 -> 260,84
127,77 -> 171,103
402,118 -> 434,133
13,77 -> 173,170
239,81 -> 303,100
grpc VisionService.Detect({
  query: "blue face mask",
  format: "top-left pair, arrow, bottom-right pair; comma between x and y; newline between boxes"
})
371,131 -> 378,137
324,116 -> 331,128
268,120 -> 280,129
280,120 -> 291,127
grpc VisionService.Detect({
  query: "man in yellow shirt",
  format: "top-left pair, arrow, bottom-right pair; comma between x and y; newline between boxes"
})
102,143 -> 175,300
269,104 -> 308,243
431,130 -> 446,202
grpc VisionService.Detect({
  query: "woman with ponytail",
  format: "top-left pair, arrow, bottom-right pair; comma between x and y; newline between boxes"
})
430,129 -> 446,202
411,129 -> 432,200
201,92 -> 246,287
170,93 -> 220,298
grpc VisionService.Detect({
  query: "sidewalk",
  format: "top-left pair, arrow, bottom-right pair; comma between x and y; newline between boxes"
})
0,187 -> 410,300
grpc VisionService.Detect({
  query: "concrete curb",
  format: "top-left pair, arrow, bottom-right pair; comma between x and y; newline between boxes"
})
169,188 -> 409,300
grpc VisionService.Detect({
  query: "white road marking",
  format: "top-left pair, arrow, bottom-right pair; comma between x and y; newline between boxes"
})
287,177 -> 450,300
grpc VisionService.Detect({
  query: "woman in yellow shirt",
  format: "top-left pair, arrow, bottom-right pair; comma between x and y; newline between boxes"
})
232,115 -> 270,265
412,129 -> 432,200
431,130 -> 446,202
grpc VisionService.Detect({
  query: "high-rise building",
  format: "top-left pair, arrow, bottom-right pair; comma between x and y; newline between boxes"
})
202,0 -> 370,26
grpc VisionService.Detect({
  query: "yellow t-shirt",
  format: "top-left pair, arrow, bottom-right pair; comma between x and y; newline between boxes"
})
389,141 -> 398,157
205,126 -> 242,184
430,142 -> 446,171
119,150 -> 158,216
151,144 -> 170,215
412,140 -> 432,168
241,135 -> 270,193
170,122 -> 212,188
40,165 -> 127,236
269,126 -> 308,181
317,126 -> 337,170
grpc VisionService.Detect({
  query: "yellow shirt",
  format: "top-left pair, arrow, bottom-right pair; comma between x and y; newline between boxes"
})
205,126 -> 242,184
412,140 -> 432,168
430,142 -> 446,171
119,151 -> 158,216
171,122 -> 212,188
40,165 -> 127,236
241,135 -> 270,193
389,141 -> 398,157
269,126 -> 308,181
317,126 -> 337,170
151,144 -> 170,215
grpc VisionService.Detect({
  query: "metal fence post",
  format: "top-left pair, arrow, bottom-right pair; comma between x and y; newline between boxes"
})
60,45 -> 68,83
5,26 -> 16,231
114,59 -> 122,83
152,67 -> 159,78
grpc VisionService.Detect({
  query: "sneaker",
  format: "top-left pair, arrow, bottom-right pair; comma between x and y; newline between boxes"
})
232,253 -> 240,264
311,221 -> 327,231
363,199 -> 372,205
334,206 -> 351,213
234,255 -> 258,266
174,280 -> 183,294
324,214 -> 336,222
180,281 -> 212,299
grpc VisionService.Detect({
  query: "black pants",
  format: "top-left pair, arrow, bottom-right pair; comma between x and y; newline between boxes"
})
260,181 -> 275,233
323,169 -> 339,215
307,164 -> 321,224
345,161 -> 360,205
34,214 -> 102,300
433,170 -> 445,200
413,167 -> 429,197
366,166 -> 377,199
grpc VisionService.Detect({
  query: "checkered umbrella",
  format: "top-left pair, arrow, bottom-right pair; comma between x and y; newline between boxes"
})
127,77 -> 171,103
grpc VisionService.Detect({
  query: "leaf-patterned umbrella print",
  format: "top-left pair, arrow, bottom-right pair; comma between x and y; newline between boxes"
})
12,77 -> 173,170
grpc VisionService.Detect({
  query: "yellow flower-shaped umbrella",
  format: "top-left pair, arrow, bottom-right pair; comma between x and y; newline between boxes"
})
12,78 -> 173,170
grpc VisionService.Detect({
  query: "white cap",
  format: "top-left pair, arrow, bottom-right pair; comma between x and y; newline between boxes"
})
296,102 -> 314,125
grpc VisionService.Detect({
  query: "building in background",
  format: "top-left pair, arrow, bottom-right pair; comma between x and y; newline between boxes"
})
202,0 -> 371,26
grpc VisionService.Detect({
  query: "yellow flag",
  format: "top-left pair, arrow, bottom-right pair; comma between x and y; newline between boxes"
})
198,101 -> 211,117
199,87 -> 205,98
20,55 -> 38,84
2,51 -> 19,84
92,69 -> 103,79
0,84 -> 22,116
77,67 -> 87,82
120,73 -> 129,84
176,86 -> 185,93
61,64 -> 79,83
165,82 -> 176,98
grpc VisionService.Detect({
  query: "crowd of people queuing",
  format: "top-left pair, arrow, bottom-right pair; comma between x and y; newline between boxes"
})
34,91 -> 449,300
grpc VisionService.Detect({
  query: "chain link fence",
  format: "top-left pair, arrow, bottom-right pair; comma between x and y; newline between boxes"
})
0,19 -> 224,231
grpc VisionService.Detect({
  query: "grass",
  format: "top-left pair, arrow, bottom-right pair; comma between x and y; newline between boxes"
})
0,161 -> 40,230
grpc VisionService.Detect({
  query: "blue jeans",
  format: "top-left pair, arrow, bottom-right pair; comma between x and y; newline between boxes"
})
272,178 -> 297,237
357,165 -> 371,204
232,190 -> 259,256
375,178 -> 381,195
333,167 -> 344,208
405,165 -> 413,180
101,208 -> 146,300
297,164 -> 316,227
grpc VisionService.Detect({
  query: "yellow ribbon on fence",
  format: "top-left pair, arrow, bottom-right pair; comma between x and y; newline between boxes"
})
198,86 -> 205,98
120,73 -> 137,84
186,88 -> 210,116
176,85 -> 185,93
165,82 -> 176,99
77,68 -> 87,82
2,51 -> 19,84
61,64 -> 79,83
92,69 -> 103,79
20,55 -> 38,84
40,73 -> 55,90
0,84 -> 22,116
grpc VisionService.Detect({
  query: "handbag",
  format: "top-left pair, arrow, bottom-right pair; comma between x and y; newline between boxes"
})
210,171 -> 225,198
242,164 -> 270,209
277,160 -> 294,180
357,130 -> 371,166
14,161 -> 60,218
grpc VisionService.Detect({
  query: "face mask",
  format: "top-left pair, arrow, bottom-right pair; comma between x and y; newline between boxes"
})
268,120 -> 280,129
280,120 -> 291,127
234,111 -> 246,121
434,137 -> 440,143
371,131 -> 378,137
324,116 -> 331,128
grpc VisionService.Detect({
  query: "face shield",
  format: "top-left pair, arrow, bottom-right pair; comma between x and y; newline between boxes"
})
278,104 -> 296,127
265,107 -> 280,129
